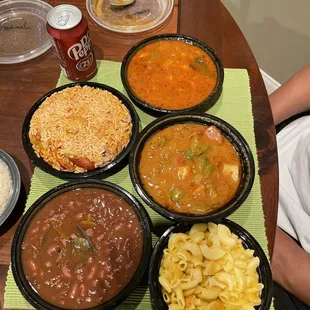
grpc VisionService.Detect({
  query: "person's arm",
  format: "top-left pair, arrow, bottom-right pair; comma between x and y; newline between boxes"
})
269,64 -> 310,126
272,227 -> 310,306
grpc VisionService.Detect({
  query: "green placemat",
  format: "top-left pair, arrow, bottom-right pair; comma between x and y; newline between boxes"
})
4,60 -> 272,309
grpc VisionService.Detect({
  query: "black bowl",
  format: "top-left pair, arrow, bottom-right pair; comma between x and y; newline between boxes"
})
121,33 -> 224,115
11,180 -> 152,310
149,219 -> 273,310
22,82 -> 139,180
129,113 -> 255,223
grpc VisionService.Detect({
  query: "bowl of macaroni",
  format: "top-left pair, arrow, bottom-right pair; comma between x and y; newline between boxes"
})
148,220 -> 273,310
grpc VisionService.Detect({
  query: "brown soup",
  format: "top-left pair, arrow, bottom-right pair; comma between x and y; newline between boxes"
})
22,188 -> 143,309
139,124 -> 241,214
127,40 -> 218,110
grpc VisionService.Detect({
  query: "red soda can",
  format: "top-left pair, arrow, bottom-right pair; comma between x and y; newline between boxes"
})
46,4 -> 97,81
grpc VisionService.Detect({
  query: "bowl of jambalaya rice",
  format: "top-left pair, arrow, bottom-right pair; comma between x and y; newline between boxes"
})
22,82 -> 139,180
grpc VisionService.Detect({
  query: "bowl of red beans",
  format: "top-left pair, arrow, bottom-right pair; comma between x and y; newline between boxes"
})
11,180 -> 152,310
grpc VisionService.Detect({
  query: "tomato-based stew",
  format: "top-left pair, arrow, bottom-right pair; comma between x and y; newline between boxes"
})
22,188 -> 143,309
139,124 -> 241,214
127,40 -> 218,110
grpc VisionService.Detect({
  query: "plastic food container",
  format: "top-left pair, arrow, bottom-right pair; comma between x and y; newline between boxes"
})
129,113 -> 255,223
121,34 -> 224,115
148,219 -> 273,310
22,82 -> 139,180
0,150 -> 21,226
0,0 -> 52,64
11,180 -> 152,310
86,0 -> 174,33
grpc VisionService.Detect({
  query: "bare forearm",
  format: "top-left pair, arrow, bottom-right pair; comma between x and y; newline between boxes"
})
272,227 -> 310,306
269,64 -> 310,125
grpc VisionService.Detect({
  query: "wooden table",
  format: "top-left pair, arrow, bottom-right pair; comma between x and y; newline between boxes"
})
0,0 -> 278,308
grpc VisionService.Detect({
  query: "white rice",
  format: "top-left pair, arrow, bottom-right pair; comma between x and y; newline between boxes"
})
0,159 -> 13,213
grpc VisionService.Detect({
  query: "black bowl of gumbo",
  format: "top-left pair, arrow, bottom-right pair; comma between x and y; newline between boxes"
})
11,180 -> 151,310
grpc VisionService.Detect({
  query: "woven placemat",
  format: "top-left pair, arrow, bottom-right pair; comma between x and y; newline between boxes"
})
4,60 -> 272,309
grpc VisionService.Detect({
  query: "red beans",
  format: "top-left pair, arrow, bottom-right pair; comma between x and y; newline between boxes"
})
96,234 -> 105,241
99,269 -> 105,279
87,266 -> 97,280
69,282 -> 78,299
27,260 -> 37,275
85,228 -> 94,237
114,223 -> 122,231
85,297 -> 92,303
70,233 -> 77,239
75,213 -> 83,220
22,188 -> 143,309
61,266 -> 71,278
77,273 -> 84,282
47,244 -> 59,255
80,284 -> 86,297
42,224 -> 50,232
31,227 -> 39,234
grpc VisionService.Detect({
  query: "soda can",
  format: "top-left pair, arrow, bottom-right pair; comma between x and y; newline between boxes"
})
46,4 -> 97,81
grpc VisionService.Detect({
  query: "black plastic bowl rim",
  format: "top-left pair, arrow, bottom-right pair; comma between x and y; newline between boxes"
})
148,219 -> 273,310
121,33 -> 224,114
22,82 -> 139,180
129,113 -> 255,223
11,180 -> 152,310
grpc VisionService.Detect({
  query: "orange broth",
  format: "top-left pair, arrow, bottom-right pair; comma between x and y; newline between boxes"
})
127,40 -> 218,110
139,124 -> 241,214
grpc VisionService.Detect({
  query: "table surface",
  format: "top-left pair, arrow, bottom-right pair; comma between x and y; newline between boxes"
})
0,0 -> 278,308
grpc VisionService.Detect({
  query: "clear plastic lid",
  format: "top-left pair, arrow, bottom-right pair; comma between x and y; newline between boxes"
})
86,0 -> 174,33
0,0 -> 53,64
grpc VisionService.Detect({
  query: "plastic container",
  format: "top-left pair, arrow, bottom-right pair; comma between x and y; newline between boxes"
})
121,34 -> 224,115
11,180 -> 152,310
0,150 -> 21,226
148,219 -> 273,310
0,0 -> 52,64
129,113 -> 255,223
86,0 -> 174,34
22,82 -> 139,180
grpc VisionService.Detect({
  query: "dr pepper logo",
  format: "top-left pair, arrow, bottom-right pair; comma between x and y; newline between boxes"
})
68,32 -> 92,61
76,53 -> 93,71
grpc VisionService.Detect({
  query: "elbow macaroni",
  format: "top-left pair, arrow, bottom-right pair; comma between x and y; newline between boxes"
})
159,223 -> 264,310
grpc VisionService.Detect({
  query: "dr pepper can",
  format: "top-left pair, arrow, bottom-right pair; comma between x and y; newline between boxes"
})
46,4 -> 97,81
